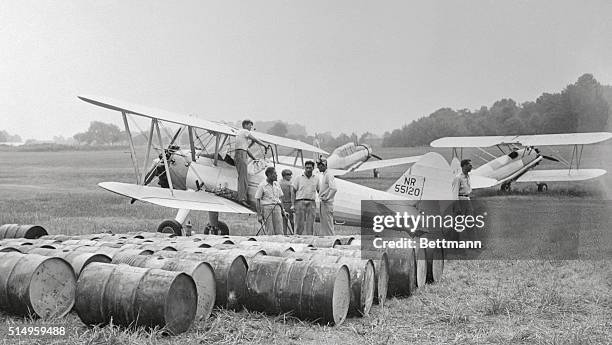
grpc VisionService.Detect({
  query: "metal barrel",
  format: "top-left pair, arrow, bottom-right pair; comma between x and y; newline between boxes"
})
111,254 -> 216,321
128,232 -> 176,239
244,256 -> 350,325
0,252 -> 76,318
191,235 -> 257,243
235,241 -> 298,257
39,234 -> 73,241
338,236 -> 356,245
153,249 -> 248,309
287,252 -> 375,316
255,235 -> 341,248
335,244 -> 416,297
0,246 -> 21,253
301,247 -> 389,306
0,224 -> 48,239
28,248 -> 111,277
55,245 -> 154,260
75,263 -> 197,335
137,243 -> 178,252
210,244 -> 267,258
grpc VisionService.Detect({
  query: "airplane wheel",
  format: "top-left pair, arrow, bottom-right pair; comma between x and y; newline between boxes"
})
501,183 -> 511,192
157,219 -> 183,236
218,221 -> 230,236
537,183 -> 548,192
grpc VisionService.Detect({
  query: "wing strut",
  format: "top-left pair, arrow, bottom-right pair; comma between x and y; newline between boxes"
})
214,133 -> 220,166
141,119 -> 155,185
187,126 -> 196,162
122,112 -> 141,183
154,119 -> 174,196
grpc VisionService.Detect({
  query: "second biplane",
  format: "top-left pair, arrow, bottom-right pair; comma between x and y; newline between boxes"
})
430,132 -> 612,191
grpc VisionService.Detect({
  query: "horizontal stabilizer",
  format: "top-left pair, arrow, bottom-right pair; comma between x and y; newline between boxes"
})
98,182 -> 255,214
515,169 -> 607,183
352,155 -> 422,172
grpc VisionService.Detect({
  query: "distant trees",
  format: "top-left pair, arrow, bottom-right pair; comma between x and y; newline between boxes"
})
383,74 -> 611,147
0,130 -> 21,143
267,122 -> 289,137
73,121 -> 124,145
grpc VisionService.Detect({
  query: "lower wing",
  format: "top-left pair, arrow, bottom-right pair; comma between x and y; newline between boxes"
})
99,182 -> 255,214
515,169 -> 607,183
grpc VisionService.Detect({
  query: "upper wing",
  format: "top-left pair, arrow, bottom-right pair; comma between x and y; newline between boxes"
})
99,182 -> 255,214
431,132 -> 612,148
351,156 -> 422,172
78,95 -> 327,154
515,169 -> 607,183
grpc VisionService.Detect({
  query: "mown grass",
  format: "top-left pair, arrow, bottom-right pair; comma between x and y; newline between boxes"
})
1,148 -> 611,344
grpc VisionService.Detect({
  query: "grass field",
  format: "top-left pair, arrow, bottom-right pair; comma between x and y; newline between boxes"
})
1,145 -> 611,344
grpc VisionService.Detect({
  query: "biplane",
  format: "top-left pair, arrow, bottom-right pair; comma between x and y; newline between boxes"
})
78,95 -> 456,235
279,142 -> 422,177
430,132 -> 612,191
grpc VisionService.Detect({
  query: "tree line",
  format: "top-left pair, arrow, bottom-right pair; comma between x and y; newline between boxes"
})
382,74 -> 612,147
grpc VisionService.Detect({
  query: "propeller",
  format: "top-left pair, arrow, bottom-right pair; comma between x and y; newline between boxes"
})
533,147 -> 560,162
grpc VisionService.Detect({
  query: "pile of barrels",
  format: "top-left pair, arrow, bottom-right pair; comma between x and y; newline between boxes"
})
0,224 -> 444,335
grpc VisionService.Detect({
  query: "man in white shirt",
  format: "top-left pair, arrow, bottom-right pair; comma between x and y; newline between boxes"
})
291,161 -> 318,235
235,119 -> 267,206
255,167 -> 284,235
316,158 -> 337,235
452,159 -> 472,200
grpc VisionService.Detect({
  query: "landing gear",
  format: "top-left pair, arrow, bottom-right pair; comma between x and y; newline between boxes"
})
204,221 -> 229,235
500,182 -> 511,192
204,211 -> 229,235
537,183 -> 548,192
157,219 -> 183,236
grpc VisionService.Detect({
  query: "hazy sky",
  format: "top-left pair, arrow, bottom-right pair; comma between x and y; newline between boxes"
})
1,0 -> 611,140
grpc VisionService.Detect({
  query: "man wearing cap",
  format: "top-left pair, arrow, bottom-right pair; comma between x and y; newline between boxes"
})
291,161 -> 318,235
255,167 -> 284,235
279,169 -> 294,234
235,119 -> 267,206
316,158 -> 337,235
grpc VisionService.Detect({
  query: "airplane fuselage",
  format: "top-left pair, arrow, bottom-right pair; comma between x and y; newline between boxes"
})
158,152 -> 408,227
472,148 -> 542,186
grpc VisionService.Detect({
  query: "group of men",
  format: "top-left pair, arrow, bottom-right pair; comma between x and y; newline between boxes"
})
235,119 -> 337,236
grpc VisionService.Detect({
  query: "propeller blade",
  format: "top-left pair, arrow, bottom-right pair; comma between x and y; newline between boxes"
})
371,154 -> 383,160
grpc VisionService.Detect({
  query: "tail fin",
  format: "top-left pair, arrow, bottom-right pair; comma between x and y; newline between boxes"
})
387,152 -> 455,200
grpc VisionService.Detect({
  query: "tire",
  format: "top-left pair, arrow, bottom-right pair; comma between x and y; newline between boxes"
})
537,183 -> 548,192
217,221 -> 230,236
501,183 -> 511,192
157,219 -> 183,236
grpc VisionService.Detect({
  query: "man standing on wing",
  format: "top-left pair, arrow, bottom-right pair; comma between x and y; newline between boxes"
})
255,167 -> 284,235
235,119 -> 267,207
316,158 -> 337,235
291,160 -> 318,235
